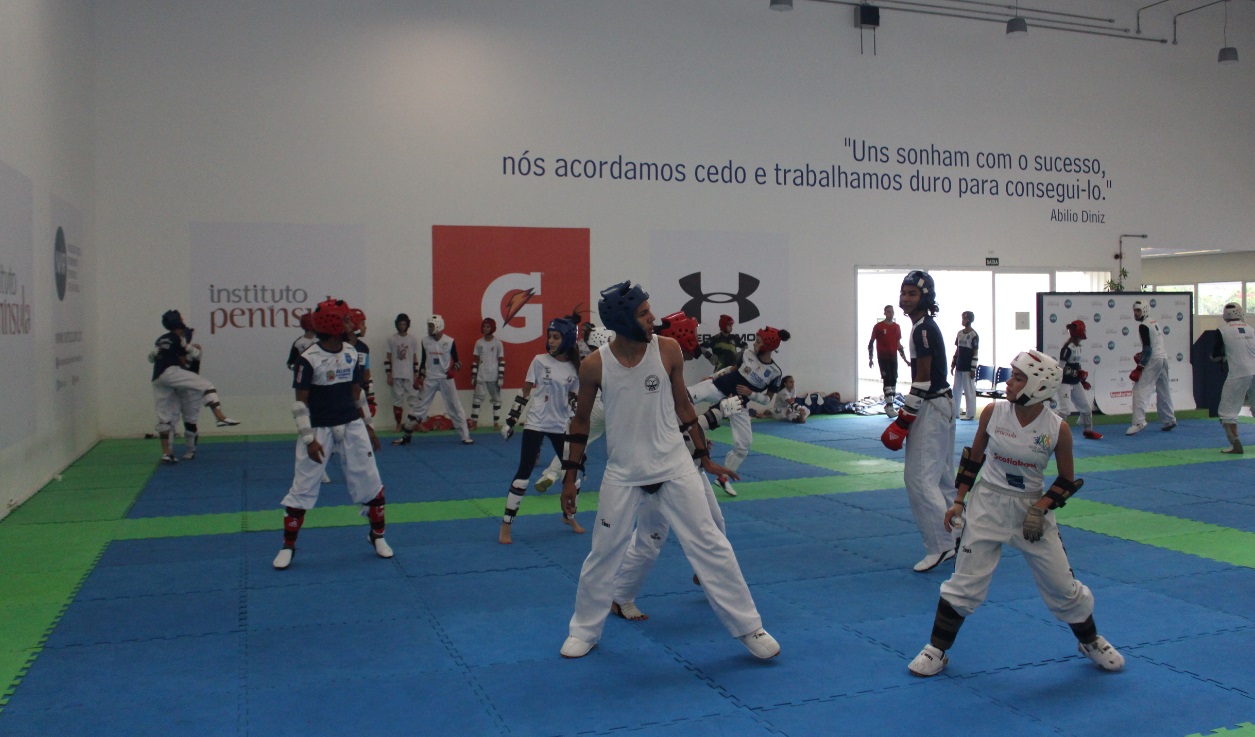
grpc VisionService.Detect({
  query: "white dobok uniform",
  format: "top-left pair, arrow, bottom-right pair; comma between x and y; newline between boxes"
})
1131,317 -> 1176,428
411,333 -> 471,441
940,402 -> 1094,624
1217,319 -> 1255,423
567,337 -> 763,645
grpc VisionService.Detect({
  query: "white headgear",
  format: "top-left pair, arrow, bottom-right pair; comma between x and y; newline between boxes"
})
586,326 -> 615,348
1223,302 -> 1243,321
1011,350 -> 1063,407
427,314 -> 445,334
1132,299 -> 1148,321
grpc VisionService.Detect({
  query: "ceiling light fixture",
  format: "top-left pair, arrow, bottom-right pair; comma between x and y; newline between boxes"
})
1219,0 -> 1239,63
1007,0 -> 1028,37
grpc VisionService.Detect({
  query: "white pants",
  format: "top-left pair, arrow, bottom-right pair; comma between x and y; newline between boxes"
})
689,380 -> 751,472
1219,373 -> 1255,424
904,396 -> 958,557
471,380 -> 502,419
1054,382 -> 1094,430
568,469 -> 762,644
953,370 -> 977,419
540,398 -> 606,484
391,377 -> 420,410
152,367 -> 214,432
1131,356 -> 1175,427
940,481 -> 1094,623
280,420 -> 383,510
612,472 -> 727,604
412,376 -> 470,441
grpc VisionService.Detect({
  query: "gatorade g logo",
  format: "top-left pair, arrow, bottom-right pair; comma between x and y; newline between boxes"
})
433,225 -> 589,388
678,272 -> 760,323
482,272 -> 543,344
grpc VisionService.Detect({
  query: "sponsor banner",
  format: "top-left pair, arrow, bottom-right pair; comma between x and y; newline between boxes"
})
0,160 -> 35,451
51,195 -> 87,417
432,225 -> 590,388
189,223 -> 365,395
1039,292 -> 1194,416
648,231 -> 790,383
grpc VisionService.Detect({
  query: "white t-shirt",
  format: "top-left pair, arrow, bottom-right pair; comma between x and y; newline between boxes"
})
386,333 -> 420,381
523,353 -> 580,434
421,334 -> 457,376
1219,320 -> 1255,379
981,401 -> 1063,496
474,337 -> 505,383
599,337 -> 695,486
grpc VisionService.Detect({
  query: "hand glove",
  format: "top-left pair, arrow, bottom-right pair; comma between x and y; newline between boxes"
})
1078,370 -> 1091,390
1023,506 -> 1046,542
501,417 -> 516,441
366,391 -> 377,416
1081,381 -> 1092,390
880,410 -> 916,451
446,367 -> 456,379
1129,366 -> 1143,383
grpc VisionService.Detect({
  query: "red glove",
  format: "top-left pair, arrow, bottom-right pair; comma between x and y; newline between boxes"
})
1081,381 -> 1092,391
1078,370 -> 1091,390
446,367 -> 457,379
881,411 -> 916,451
1129,366 -> 1143,383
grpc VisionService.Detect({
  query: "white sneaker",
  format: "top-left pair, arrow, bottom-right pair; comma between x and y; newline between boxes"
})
180,450 -> 196,461
560,636 -> 594,658
273,548 -> 294,570
160,453 -> 178,465
534,476 -> 555,494
913,548 -> 956,572
908,644 -> 948,676
370,535 -> 394,559
717,477 -> 737,497
1078,635 -> 1124,671
737,628 -> 780,659
1126,422 -> 1146,436
216,418 -> 241,427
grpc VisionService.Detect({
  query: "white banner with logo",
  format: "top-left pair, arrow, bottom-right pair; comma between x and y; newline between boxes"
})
189,223 -> 365,396
51,195 -> 87,422
1039,292 -> 1194,416
0,160 -> 35,451
649,230 -> 791,386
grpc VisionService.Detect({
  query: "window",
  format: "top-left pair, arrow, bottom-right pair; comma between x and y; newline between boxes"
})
1198,282 -> 1242,316
1246,282 -> 1255,315
1055,271 -> 1111,292
1154,284 -> 1196,310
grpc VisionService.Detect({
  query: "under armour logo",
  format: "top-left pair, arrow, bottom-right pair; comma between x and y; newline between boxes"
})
678,272 -> 760,323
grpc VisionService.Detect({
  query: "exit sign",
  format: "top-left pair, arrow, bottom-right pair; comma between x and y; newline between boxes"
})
986,257 -> 1000,266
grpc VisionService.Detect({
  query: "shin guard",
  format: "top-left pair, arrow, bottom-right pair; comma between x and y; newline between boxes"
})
364,491 -> 386,537
282,507 -> 307,547
930,597 -> 966,651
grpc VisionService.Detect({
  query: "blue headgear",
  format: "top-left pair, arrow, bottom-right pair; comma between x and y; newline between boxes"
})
548,317 -> 578,356
902,270 -> 936,311
598,281 -> 650,342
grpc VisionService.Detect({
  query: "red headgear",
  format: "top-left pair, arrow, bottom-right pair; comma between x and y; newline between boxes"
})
1066,320 -> 1087,340
299,312 -> 314,332
718,314 -> 734,332
757,326 -> 784,352
657,311 -> 699,355
481,317 -> 497,334
348,308 -> 367,333
311,298 -> 351,337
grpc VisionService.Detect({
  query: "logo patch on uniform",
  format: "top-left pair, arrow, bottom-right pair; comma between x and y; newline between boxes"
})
1033,433 -> 1052,454
644,374 -> 660,392
326,372 -> 337,381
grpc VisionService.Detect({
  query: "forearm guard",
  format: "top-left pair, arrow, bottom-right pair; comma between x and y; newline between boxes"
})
1043,476 -> 1083,509
954,446 -> 984,490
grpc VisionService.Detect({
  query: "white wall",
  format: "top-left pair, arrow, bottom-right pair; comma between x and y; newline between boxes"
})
79,0 -> 1255,434
0,0 -> 96,517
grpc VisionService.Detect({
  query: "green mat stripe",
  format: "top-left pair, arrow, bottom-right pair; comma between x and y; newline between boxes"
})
1057,500 -> 1255,568
707,429 -> 905,475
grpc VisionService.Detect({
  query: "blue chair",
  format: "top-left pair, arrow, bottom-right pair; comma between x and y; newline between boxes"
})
974,365 -> 996,397
992,366 -> 1012,398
